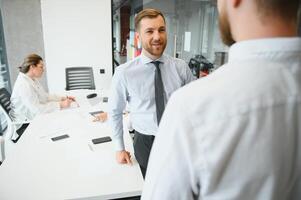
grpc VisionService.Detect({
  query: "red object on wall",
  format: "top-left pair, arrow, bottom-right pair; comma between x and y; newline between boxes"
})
120,6 -> 130,56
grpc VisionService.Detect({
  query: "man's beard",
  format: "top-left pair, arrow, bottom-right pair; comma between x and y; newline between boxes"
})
218,9 -> 236,46
143,41 -> 167,57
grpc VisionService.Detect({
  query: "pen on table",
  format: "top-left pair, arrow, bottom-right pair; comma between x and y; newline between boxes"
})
66,95 -> 75,101
66,95 -> 80,107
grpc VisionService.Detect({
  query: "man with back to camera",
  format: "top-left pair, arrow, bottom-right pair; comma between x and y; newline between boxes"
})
142,0 -> 301,199
108,8 -> 195,178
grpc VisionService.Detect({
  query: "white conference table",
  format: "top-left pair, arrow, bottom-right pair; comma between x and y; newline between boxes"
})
0,89 -> 144,200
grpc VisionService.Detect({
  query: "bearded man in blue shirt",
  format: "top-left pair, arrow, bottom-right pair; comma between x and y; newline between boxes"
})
108,8 -> 195,178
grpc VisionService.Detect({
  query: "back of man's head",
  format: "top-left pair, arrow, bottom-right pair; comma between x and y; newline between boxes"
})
255,0 -> 300,22
218,0 -> 300,46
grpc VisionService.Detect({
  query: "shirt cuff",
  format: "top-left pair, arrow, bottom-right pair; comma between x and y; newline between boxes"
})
48,94 -> 62,101
113,137 -> 125,151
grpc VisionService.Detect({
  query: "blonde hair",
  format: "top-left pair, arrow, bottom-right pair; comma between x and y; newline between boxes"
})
19,54 -> 43,73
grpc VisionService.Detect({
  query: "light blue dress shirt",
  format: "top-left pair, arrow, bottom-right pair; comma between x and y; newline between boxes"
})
108,53 -> 196,151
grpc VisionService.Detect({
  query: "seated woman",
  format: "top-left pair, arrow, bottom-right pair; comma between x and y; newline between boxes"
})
9,54 -> 74,142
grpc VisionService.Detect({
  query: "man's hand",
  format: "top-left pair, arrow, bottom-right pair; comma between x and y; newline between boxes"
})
93,112 -> 108,122
116,150 -> 132,165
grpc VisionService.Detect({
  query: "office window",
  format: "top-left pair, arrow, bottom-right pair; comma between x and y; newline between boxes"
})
112,0 -> 228,70
0,9 -> 11,135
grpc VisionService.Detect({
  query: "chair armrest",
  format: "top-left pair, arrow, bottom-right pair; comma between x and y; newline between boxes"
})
0,136 -> 5,162
11,120 -> 31,125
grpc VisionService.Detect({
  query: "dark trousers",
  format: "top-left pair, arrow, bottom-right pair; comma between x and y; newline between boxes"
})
133,130 -> 155,178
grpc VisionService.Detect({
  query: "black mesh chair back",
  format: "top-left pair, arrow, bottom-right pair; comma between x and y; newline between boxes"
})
65,67 -> 95,90
0,88 -> 11,118
0,88 -> 28,143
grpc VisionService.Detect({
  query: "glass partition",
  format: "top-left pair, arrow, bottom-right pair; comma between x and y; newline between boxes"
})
112,0 -> 228,75
0,8 -> 11,135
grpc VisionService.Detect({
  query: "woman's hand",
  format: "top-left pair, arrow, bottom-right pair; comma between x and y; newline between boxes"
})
60,98 -> 72,108
61,96 -> 76,101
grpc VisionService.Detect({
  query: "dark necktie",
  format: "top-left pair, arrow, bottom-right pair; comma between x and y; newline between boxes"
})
152,61 -> 165,125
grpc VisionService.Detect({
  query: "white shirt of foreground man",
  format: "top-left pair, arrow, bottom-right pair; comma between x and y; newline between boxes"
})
142,0 -> 301,199
143,38 -> 301,200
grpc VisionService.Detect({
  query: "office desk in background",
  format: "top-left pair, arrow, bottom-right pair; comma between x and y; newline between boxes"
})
0,89 -> 143,200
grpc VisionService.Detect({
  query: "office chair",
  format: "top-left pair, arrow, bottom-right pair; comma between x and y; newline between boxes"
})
0,88 -> 29,144
65,67 -> 96,90
0,135 -> 4,165
113,58 -> 120,68
188,55 -> 214,78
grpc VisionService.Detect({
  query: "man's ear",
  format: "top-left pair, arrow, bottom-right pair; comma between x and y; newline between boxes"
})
135,32 -> 142,48
135,31 -> 141,43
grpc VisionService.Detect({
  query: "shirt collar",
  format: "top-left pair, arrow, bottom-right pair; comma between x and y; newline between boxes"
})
140,52 -> 166,65
228,37 -> 301,62
20,72 -> 37,85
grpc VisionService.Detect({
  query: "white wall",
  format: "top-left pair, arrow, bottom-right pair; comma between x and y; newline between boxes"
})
41,0 -> 112,93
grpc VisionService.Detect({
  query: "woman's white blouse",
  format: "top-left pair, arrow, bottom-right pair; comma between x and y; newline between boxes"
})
10,73 -> 61,125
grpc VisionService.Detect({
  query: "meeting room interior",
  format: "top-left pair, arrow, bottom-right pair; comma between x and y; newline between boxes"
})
0,0 -> 300,199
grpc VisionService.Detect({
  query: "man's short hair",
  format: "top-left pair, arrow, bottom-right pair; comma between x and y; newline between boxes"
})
255,0 -> 300,21
134,8 -> 166,31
